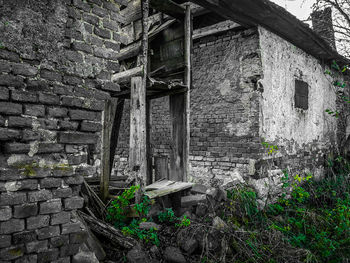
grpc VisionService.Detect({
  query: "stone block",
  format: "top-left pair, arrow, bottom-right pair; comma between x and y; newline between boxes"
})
51,211 -> 71,225
73,41 -> 93,54
0,115 -> 4,126
50,235 -> 69,248
94,27 -> 110,39
0,49 -> 20,62
59,120 -> 79,130
0,218 -> 25,234
83,13 -> 99,26
38,92 -> 60,105
59,132 -> 98,144
61,222 -> 83,234
52,168 -> 74,177
63,75 -> 83,85
37,143 -> 64,154
12,90 -> 37,103
52,257 -> 70,263
0,206 -> 11,221
13,203 -> 38,218
64,196 -> 84,210
0,102 -> 22,115
69,109 -> 100,121
103,19 -> 119,31
80,121 -> 102,132
24,104 -> 45,117
0,74 -> 25,87
40,199 -> 62,214
0,245 -> 24,260
0,192 -> 27,206
60,244 -> 81,257
12,63 -> 38,77
12,230 -> 37,244
28,190 -> 52,202
47,107 -> 68,118
40,178 -> 62,189
37,118 -> 58,130
181,194 -> 207,208
37,225 -> 60,240
4,143 -> 30,153
0,235 -> 11,248
8,116 -> 32,128
26,215 -> 50,230
0,87 -> 9,100
22,130 -> 40,141
64,175 -> 84,185
26,240 -> 48,253
52,188 -> 73,198
14,254 -> 37,263
70,231 -> 88,244
191,184 -> 208,194
37,248 -> 60,263
40,70 -> 62,82
104,41 -> 120,51
72,251 -> 99,263
92,6 -> 108,17
73,0 -> 91,11
65,51 -> 84,63
101,82 -> 120,92
0,128 -> 21,140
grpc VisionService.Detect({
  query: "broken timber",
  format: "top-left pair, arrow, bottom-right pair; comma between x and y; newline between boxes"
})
144,179 -> 194,199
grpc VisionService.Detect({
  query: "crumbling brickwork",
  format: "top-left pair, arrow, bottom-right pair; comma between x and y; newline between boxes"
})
0,0 -> 121,261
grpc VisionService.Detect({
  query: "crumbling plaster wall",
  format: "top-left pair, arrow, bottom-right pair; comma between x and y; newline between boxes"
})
0,0 -> 121,261
250,27 -> 339,203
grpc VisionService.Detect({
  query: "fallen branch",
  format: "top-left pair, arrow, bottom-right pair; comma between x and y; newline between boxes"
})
78,211 -> 138,249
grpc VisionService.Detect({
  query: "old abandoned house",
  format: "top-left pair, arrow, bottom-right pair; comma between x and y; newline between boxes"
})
0,0 -> 349,262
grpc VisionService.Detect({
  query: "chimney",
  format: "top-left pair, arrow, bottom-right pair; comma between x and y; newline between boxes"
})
311,7 -> 336,50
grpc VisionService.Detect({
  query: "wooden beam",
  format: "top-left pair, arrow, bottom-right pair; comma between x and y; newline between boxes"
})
146,99 -> 152,185
150,0 -> 185,19
109,99 -> 125,175
193,20 -> 240,39
100,98 -> 118,202
121,0 -> 142,25
115,41 -> 142,61
112,65 -> 143,83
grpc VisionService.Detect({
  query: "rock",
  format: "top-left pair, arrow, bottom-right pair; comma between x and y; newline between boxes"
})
181,195 -> 207,208
181,238 -> 198,255
212,216 -> 229,231
72,251 -> 99,263
127,246 -> 150,263
147,203 -> 162,220
163,246 -> 186,263
191,184 -> 207,194
195,203 -> 208,217
139,222 -> 161,231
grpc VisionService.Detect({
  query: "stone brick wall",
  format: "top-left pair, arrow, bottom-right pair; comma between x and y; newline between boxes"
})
0,0 -> 121,261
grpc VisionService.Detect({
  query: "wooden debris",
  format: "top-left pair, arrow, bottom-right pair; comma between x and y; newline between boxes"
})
82,180 -> 106,219
112,65 -> 144,83
145,179 -> 194,199
78,211 -> 138,249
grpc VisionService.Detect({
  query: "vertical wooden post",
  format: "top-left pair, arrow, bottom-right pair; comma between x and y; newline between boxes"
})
169,5 -> 192,182
146,99 -> 152,185
184,5 -> 192,182
130,0 -> 149,203
100,98 -> 118,202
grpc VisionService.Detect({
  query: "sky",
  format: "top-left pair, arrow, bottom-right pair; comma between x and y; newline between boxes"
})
271,0 -> 316,21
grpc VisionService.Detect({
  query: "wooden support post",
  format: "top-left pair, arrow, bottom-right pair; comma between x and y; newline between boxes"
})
146,99 -> 152,185
100,98 -> 118,202
169,5 -> 192,182
109,99 -> 125,175
129,76 -> 147,203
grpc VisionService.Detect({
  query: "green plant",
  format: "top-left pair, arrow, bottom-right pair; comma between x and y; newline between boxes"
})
158,208 -> 176,223
175,215 -> 191,228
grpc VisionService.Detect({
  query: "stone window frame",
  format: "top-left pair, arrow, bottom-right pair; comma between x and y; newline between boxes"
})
294,79 -> 309,110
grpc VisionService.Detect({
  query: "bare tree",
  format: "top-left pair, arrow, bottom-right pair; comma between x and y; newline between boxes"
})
312,0 -> 350,58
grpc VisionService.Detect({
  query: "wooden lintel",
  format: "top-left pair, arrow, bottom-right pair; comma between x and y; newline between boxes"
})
115,41 -> 142,61
193,20 -> 241,39
112,65 -> 144,83
150,0 -> 185,19
120,0 -> 142,25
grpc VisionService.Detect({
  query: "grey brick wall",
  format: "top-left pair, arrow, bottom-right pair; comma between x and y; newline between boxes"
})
0,0 -> 121,261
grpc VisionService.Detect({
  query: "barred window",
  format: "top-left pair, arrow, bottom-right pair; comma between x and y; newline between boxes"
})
295,79 -> 309,110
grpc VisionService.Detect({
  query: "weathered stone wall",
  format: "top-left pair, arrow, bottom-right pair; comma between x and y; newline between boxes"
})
0,0 -> 121,261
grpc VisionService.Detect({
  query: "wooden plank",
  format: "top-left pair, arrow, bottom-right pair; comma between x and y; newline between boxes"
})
154,156 -> 169,181
145,181 -> 194,199
169,93 -> 186,181
121,0 -> 142,25
114,41 -> 142,61
183,4 -> 191,182
129,76 -> 147,203
146,99 -> 152,185
193,20 -> 240,39
112,65 -> 143,83
100,98 -> 118,202
109,99 -> 125,175
150,0 -> 185,19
